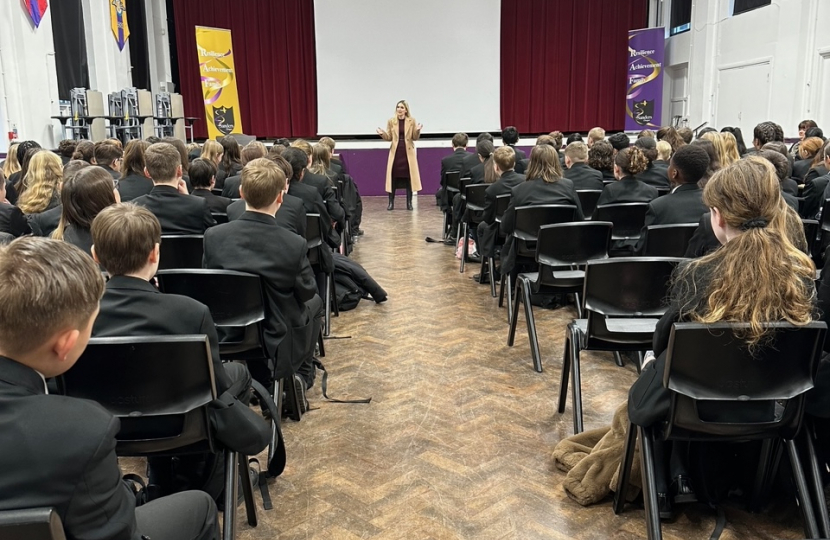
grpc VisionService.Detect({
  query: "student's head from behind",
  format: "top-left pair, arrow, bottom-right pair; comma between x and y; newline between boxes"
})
525,144 -> 562,182
63,160 -> 91,185
200,140 -> 224,165
476,139 -> 494,162
91,203 -> 161,278
144,142 -> 182,185
241,141 -> 267,165
756,149 -> 790,183
588,140 -> 614,172
18,151 -> 63,215
58,139 -> 77,160
587,127 -> 605,147
806,127 -> 824,141
613,146 -> 649,179
451,133 -> 468,149
17,140 -> 42,165
266,155 -> 294,189
121,139 -> 150,178
563,141 -> 588,169
753,121 -> 779,148
502,126 -> 519,146
549,131 -> 564,149
72,141 -> 95,163
0,237 -> 104,375
282,147 -> 308,182
59,166 -> 118,234
240,158 -> 285,211
677,127 -> 694,144
566,133 -> 583,145
608,132 -> 630,152
220,136 -> 242,167
656,140 -> 672,162
668,145 -> 710,186
189,158 -> 217,190
476,132 -> 494,144
492,146 -> 516,175
319,137 -> 336,154
633,137 -> 658,164
291,139 -> 313,159
799,137 -> 824,161
93,141 -> 123,170
535,135 -> 555,147
163,137 -> 191,175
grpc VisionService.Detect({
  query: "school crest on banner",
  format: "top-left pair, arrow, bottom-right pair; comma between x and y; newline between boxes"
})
23,0 -> 49,28
110,0 -> 129,51
196,26 -> 244,139
625,27 -> 665,131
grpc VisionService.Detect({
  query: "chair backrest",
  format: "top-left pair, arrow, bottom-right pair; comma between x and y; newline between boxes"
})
536,221 -> 613,267
211,212 -> 229,224
446,171 -> 461,191
494,194 -> 511,222
820,198 -> 830,229
641,224 -> 698,257
583,257 -> 683,345
656,187 -> 671,198
0,508 -> 65,540
211,188 -> 223,196
156,269 -> 267,357
802,219 -> 819,257
464,183 -> 488,210
664,321 -> 826,439
576,190 -> 602,218
60,336 -> 216,455
513,204 -> 578,258
594,203 -> 650,239
158,235 -> 204,270
305,213 -> 326,268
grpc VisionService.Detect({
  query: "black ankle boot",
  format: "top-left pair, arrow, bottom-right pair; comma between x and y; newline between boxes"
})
387,194 -> 394,211
406,192 -> 413,211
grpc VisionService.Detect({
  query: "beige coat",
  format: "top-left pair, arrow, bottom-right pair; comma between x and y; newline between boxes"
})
381,116 -> 422,193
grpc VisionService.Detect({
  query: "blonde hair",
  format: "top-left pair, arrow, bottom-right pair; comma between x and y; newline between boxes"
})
308,144 -> 331,176
18,152 -> 62,214
395,100 -> 411,117
701,132 -> 730,169
291,139 -> 313,157
3,144 -> 20,178
656,141 -> 672,161
241,158 -> 285,208
674,157 -> 814,349
588,127 -> 605,143
719,132 -> 741,166
525,144 -> 563,182
200,140 -> 223,164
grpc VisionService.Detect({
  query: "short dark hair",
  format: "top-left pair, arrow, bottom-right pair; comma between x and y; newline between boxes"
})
189,158 -> 217,189
806,126 -> 824,140
608,132 -> 630,151
93,142 -> 122,167
17,140 -> 41,164
452,133 -> 468,148
566,133 -> 583,145
502,126 -> 519,145
753,122 -> 778,146
282,147 -> 308,182
671,145 -> 710,184
58,139 -> 77,158
476,139 -> 494,160
799,120 -> 818,131
757,150 -> 789,182
476,132 -> 494,143
634,136 -> 658,162
677,127 -> 693,144
92,203 -> 161,276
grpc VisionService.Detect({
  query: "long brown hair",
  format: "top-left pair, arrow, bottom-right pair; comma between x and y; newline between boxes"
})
53,166 -> 117,239
308,144 -> 331,176
672,157 -> 814,349
121,139 -> 150,178
525,144 -> 562,182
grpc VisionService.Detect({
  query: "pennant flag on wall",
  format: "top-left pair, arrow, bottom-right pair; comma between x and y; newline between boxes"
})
23,0 -> 49,28
110,0 -> 130,51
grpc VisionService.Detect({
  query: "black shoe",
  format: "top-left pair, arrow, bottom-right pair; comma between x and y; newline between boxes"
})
406,200 -> 413,210
293,374 -> 309,413
657,492 -> 674,520
473,272 -> 490,284
387,201 -> 394,211
670,475 -> 697,504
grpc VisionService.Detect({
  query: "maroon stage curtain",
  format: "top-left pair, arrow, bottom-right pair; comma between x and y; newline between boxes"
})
171,0 -> 317,139
501,0 -> 648,133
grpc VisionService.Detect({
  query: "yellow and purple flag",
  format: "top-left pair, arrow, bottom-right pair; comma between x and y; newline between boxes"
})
110,0 -> 129,51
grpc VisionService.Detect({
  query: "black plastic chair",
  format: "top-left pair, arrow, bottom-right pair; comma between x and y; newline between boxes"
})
211,188 -> 224,196
459,183 -> 488,273
593,203 -> 650,243
576,190 -> 602,220
483,194 -> 512,297
59,336 -> 257,540
803,219 -> 819,260
656,187 -> 671,197
498,204 -> 578,324
640,223 -> 698,257
0,508 -> 65,540
212,212 -> 229,224
557,257 -> 683,433
158,235 -> 204,270
305,213 -> 337,337
443,171 -> 461,239
614,322 -> 827,540
507,222 -> 612,372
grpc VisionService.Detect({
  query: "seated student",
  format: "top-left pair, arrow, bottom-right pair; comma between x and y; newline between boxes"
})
117,139 -> 153,201
203,158 -> 323,407
677,126 -> 694,145
549,131 -> 566,170
29,160 -> 89,238
502,126 -> 527,162
216,137 -> 243,187
221,142 -> 267,198
57,139 -> 77,165
588,140 -> 617,183
53,166 -> 119,255
655,140 -> 672,169
793,136 -> 824,181
462,133 -> 493,179
189,158 -> 231,214
761,141 -> 798,194
91,203 -> 259,498
642,144 -> 709,228
587,127 -> 605,148
563,141 -> 604,190
438,132 -> 470,210
0,172 -> 31,237
94,141 -> 123,182
0,236 -> 219,540
469,139 -> 495,184
132,143 -> 216,235
607,132 -> 631,154
517,135 -> 554,174
7,141 -> 40,204
318,136 -> 346,175
801,141 -> 830,219
596,147 -> 658,207
754,150 -> 799,212
634,137 -> 670,189
283,147 -> 337,247
72,140 -> 95,163
629,157 -> 815,517
18,150 -> 62,216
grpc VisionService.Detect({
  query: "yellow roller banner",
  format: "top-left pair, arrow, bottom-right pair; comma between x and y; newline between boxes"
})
196,26 -> 243,139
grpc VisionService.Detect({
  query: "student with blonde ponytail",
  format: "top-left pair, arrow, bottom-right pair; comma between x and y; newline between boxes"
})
18,151 -> 62,215
596,146 -> 658,207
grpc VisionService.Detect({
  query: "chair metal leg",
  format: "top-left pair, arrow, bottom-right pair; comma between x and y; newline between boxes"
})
478,255 -> 488,286
323,274 -> 332,337
803,426 -> 830,537
523,280 -> 542,372
750,439 -> 775,512
557,329 -> 573,414
574,292 -> 583,318
317,328 -> 326,357
785,439 -> 820,539
488,257 -> 497,297
507,277 -> 522,347
331,276 -> 340,318
639,427 -> 663,540
239,454 -> 258,527
274,379 -> 284,419
506,274 -> 514,325
442,212 -> 449,240
613,421 -> 638,514
571,336 -> 584,434
614,351 -> 625,367
223,451 -> 239,540
498,273 -> 506,307
460,223 -> 468,273
284,377 -> 302,422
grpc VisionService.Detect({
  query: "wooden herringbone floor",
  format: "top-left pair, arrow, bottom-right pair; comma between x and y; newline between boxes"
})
231,196 -> 802,539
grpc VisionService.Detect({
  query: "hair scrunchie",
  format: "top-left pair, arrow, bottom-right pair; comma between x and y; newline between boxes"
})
740,218 -> 769,231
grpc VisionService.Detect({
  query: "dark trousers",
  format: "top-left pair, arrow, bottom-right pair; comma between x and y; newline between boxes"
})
136,490 -> 219,540
297,294 -> 324,388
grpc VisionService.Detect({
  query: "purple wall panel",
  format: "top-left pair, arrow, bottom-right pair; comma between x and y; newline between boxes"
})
339,146 -> 534,196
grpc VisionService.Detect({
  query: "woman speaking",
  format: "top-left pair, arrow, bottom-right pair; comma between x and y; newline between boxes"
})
377,100 -> 423,210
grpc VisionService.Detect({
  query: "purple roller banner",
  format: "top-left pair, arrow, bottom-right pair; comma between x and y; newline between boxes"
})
625,27 -> 665,131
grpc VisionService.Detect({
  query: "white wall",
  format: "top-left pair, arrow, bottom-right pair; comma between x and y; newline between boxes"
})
660,0 -> 830,139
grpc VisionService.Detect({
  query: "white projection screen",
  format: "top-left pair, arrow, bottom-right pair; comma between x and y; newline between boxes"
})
314,0 -> 501,136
